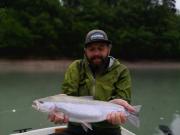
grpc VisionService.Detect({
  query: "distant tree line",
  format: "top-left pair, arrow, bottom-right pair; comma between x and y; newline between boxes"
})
0,0 -> 180,60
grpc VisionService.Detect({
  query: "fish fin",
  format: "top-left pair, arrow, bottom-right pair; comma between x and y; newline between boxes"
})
127,113 -> 140,128
80,121 -> 92,131
133,105 -> 142,112
127,105 -> 142,128
79,96 -> 94,100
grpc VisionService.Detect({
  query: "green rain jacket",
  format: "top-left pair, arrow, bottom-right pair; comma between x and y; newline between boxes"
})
61,56 -> 131,129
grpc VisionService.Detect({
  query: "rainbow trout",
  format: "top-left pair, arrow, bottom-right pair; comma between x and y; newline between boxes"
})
32,94 -> 141,130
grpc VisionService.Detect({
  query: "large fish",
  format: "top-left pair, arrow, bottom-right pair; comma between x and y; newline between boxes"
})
32,94 -> 141,130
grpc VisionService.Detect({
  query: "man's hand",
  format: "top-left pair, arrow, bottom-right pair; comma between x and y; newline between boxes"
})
110,99 -> 135,112
106,99 -> 135,125
48,111 -> 69,124
106,111 -> 126,125
48,94 -> 68,124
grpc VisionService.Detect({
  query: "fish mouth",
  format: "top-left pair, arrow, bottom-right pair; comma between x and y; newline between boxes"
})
32,100 -> 40,110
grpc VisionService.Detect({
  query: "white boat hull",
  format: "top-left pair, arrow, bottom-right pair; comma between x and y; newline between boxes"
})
10,125 -> 136,135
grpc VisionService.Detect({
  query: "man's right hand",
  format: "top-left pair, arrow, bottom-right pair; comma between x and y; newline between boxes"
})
48,111 -> 69,124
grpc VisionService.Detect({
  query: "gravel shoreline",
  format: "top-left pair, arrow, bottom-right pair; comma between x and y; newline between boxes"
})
0,60 -> 180,72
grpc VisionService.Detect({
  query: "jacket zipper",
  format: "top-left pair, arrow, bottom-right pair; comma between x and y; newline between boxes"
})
92,78 -> 96,97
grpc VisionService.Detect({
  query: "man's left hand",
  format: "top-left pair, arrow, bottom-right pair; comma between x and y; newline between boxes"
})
106,99 -> 135,125
110,99 -> 135,112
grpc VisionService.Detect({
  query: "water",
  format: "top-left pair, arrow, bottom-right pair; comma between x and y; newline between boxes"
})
0,69 -> 180,135
127,69 -> 180,135
0,72 -> 64,135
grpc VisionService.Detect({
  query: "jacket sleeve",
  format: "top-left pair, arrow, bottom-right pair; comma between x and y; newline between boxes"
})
114,65 -> 132,103
61,60 -> 80,96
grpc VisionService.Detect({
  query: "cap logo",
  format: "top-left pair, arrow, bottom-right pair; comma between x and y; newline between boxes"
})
90,33 -> 104,40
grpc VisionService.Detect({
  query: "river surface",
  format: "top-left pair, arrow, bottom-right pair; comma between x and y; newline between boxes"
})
0,68 -> 180,135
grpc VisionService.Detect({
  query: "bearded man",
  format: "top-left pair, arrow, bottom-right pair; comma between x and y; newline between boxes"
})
49,29 -> 134,135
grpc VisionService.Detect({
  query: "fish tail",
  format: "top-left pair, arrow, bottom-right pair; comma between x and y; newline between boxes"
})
127,105 -> 141,128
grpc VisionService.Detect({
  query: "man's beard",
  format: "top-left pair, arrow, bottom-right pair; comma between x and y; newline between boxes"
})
86,55 -> 109,73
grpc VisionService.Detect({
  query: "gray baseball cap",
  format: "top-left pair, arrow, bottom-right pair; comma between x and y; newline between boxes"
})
85,29 -> 111,47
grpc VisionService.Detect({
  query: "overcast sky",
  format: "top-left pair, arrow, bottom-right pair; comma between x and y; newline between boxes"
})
176,0 -> 180,9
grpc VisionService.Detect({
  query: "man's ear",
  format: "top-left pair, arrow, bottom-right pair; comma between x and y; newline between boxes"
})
84,48 -> 86,53
109,44 -> 112,49
108,44 -> 112,55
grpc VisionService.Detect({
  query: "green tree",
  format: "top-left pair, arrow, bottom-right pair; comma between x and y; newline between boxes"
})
0,0 -> 180,60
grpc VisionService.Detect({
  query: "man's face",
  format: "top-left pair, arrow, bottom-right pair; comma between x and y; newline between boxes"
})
85,42 -> 111,65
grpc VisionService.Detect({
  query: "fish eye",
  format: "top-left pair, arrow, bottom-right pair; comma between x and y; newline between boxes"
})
39,101 -> 44,103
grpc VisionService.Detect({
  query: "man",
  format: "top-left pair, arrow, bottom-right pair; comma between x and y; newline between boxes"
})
49,29 -> 134,135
